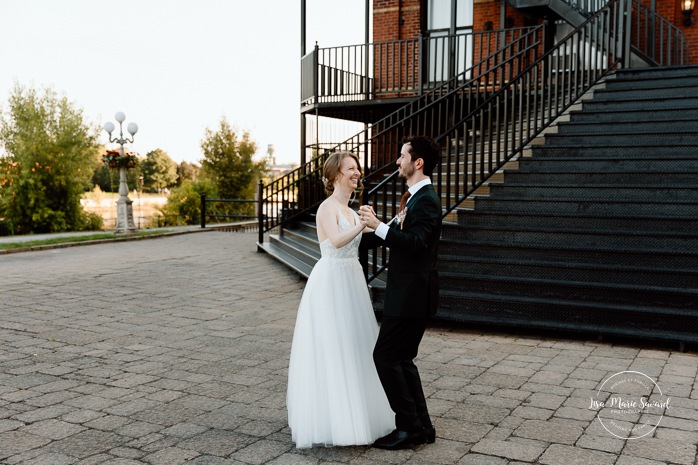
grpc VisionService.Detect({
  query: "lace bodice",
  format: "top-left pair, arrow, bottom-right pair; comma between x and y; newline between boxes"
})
319,209 -> 361,260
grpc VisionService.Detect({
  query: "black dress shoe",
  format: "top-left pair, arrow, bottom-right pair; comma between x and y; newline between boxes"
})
424,425 -> 436,444
372,429 -> 427,450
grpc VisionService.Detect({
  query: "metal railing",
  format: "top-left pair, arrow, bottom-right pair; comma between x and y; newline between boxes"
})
263,0 -> 687,282
262,26 -> 545,242
360,0 -> 634,281
301,27 -> 542,105
630,0 -> 688,66
200,194 -> 257,228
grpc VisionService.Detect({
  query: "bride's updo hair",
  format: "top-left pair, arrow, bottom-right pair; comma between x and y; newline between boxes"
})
321,151 -> 363,197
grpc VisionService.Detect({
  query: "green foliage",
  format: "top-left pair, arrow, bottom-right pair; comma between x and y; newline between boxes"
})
0,84 -> 100,233
158,179 -> 217,226
142,148 -> 177,191
176,161 -> 200,186
199,118 -> 266,208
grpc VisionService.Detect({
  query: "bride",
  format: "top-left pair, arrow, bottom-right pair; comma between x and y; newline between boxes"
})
286,151 -> 394,448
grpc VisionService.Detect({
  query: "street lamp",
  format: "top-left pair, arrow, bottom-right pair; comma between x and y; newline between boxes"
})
104,112 -> 139,233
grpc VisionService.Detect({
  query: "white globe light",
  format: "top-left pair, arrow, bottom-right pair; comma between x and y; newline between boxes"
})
114,111 -> 126,123
127,122 -> 138,136
104,121 -> 115,134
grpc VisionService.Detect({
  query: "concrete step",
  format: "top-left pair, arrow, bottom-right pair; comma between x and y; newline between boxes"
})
439,235 -> 698,269
473,196 -> 698,216
488,184 -> 698,201
436,290 -> 698,344
502,171 -> 698,185
438,254 -> 698,288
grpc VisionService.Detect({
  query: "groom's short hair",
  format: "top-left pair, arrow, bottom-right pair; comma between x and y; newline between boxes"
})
403,136 -> 440,176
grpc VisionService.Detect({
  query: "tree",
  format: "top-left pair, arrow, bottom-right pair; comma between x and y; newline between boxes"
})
157,178 -> 217,226
0,84 -> 102,233
176,161 -> 200,186
141,148 -> 177,192
199,118 -> 266,202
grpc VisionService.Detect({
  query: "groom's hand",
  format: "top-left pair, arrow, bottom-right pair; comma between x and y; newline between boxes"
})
359,205 -> 380,229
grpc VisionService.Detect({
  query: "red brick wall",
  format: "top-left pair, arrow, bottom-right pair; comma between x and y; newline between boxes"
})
657,0 -> 698,63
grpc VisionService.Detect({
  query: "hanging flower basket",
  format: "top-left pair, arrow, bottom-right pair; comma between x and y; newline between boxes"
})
102,150 -> 138,169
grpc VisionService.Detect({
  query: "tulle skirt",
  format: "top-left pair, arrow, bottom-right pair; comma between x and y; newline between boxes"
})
287,256 -> 395,448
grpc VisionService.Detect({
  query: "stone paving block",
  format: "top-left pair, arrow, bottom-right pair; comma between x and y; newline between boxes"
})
615,456 -> 668,465
19,452 -> 78,465
470,438 -> 544,462
538,443 -> 616,465
523,392 -> 566,410
434,417 -> 492,443
0,418 -> 23,433
446,402 -> 511,424
456,452 -> 508,465
142,446 -> 200,465
43,429 -> 122,459
574,433 -> 625,454
623,437 -> 697,464
178,429 -> 258,456
13,404 -> 76,423
513,419 -> 583,444
471,372 -> 528,389
110,446 -> 146,460
0,430 -> 52,459
510,405 -> 553,420
266,453 -> 319,465
654,426 -> 698,443
236,420 -> 286,438
19,419 -> 86,440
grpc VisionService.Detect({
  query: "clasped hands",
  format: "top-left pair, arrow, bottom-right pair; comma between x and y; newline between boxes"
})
358,205 -> 381,229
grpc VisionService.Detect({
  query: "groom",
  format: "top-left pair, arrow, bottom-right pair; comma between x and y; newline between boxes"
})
359,135 -> 441,450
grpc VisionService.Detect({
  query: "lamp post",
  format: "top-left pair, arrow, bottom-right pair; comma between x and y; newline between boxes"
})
104,111 -> 139,233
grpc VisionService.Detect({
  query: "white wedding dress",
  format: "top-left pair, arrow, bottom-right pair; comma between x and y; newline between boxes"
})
287,209 -> 395,448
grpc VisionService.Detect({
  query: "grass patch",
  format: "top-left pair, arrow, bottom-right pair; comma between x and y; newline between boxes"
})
0,230 -> 173,251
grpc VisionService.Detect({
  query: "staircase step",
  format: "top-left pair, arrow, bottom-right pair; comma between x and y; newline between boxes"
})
439,236 -> 698,269
437,273 -> 698,311
503,171 -> 698,185
569,107 -> 698,124
519,157 -> 698,171
453,224 -> 698,251
473,197 -> 698,216
592,84 -> 698,101
604,74 -> 698,90
544,132 -> 698,146
257,238 -> 314,278
436,290 -> 698,344
556,120 -> 698,135
488,184 -> 698,201
614,66 -> 698,80
438,255 -> 698,288
451,210 -> 698,234
581,96 -> 698,111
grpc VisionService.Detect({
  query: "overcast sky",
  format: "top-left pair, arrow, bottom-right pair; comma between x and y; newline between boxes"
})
0,0 -> 367,165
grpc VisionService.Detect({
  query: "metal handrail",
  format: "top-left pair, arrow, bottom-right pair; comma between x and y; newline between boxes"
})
361,0 -> 633,282
261,0 -> 686,284
260,26 -> 544,241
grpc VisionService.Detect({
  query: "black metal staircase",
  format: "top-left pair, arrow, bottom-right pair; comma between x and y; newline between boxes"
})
434,65 -> 698,345
257,0 -> 693,344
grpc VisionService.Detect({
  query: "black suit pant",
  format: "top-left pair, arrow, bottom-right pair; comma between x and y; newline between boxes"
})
373,315 -> 431,432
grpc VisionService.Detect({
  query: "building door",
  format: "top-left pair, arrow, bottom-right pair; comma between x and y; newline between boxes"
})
425,0 -> 474,84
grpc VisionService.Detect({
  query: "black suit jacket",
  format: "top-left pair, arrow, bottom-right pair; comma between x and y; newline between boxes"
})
361,184 -> 441,318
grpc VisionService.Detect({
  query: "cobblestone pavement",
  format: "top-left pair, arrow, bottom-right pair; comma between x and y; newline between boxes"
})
1,231 -> 697,465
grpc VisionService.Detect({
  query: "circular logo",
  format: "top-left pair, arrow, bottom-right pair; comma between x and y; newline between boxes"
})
590,371 -> 670,439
